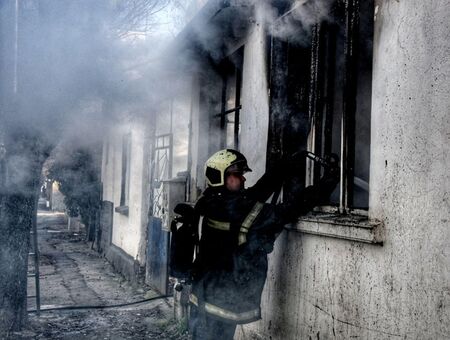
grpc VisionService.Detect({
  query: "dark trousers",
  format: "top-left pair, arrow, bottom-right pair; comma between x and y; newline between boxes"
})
190,305 -> 237,340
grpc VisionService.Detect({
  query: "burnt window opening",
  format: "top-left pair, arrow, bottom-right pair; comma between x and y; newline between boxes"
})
119,132 -> 131,211
270,0 -> 374,213
214,47 -> 244,150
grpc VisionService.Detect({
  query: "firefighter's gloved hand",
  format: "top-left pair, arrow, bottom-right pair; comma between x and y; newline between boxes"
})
266,153 -> 303,179
174,203 -> 195,223
323,153 -> 340,180
282,150 -> 308,176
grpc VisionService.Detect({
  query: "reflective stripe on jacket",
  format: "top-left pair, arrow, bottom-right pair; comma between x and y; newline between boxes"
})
190,293 -> 261,323
191,196 -> 268,324
191,168 -> 339,325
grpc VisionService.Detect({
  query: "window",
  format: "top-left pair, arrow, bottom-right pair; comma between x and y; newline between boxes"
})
116,132 -> 131,215
214,47 -> 244,150
151,133 -> 173,218
270,0 -> 374,213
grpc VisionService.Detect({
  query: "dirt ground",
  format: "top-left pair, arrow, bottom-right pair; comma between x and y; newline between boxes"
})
9,211 -> 189,340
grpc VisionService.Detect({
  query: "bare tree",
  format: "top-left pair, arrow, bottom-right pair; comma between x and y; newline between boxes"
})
110,0 -> 172,37
0,0 -> 183,334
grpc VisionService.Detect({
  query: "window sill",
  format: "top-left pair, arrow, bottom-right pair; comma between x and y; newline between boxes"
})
114,205 -> 129,216
285,211 -> 383,244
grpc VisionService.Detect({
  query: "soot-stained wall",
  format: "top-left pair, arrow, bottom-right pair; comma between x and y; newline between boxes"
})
236,1 -> 450,339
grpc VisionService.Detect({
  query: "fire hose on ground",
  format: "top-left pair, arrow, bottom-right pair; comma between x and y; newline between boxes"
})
28,294 -> 172,313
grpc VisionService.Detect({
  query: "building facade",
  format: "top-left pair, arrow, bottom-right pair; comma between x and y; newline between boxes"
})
100,0 -> 450,338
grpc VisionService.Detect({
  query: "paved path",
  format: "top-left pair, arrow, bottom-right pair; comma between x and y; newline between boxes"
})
9,211 -> 187,340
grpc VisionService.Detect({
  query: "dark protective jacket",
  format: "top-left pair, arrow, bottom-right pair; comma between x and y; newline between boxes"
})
190,166 -> 338,324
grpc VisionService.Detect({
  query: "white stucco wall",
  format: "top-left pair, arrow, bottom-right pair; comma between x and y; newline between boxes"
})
239,21 -> 270,186
101,123 -> 151,263
237,1 -> 450,339
189,74 -> 206,200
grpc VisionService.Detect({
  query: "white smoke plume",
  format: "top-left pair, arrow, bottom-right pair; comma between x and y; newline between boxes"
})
258,0 -> 334,45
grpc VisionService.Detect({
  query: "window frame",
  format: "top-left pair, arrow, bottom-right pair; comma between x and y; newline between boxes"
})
269,0 -> 373,215
214,47 -> 244,150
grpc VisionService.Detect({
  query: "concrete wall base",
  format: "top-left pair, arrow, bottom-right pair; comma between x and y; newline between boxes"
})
98,200 -> 113,255
105,244 -> 144,286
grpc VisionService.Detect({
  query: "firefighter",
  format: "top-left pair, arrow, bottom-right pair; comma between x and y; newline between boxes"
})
189,149 -> 339,340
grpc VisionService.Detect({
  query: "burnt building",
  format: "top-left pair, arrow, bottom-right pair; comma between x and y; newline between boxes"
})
100,0 -> 450,338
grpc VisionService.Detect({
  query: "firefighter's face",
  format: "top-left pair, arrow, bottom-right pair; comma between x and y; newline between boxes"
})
225,172 -> 246,192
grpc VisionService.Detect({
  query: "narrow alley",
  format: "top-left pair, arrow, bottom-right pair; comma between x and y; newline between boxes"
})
11,211 -> 187,340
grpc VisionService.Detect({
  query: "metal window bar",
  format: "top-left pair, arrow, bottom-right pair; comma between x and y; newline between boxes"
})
307,22 -> 336,159
305,0 -> 360,213
213,105 -> 242,117
151,133 -> 173,218
323,22 -> 337,158
308,23 -> 325,185
340,0 -> 359,213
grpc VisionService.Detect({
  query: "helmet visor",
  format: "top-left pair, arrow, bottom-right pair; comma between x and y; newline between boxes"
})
225,161 -> 252,174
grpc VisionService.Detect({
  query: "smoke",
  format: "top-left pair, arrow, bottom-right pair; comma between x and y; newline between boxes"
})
258,0 -> 334,45
0,0 -> 196,194
0,0 -> 343,195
